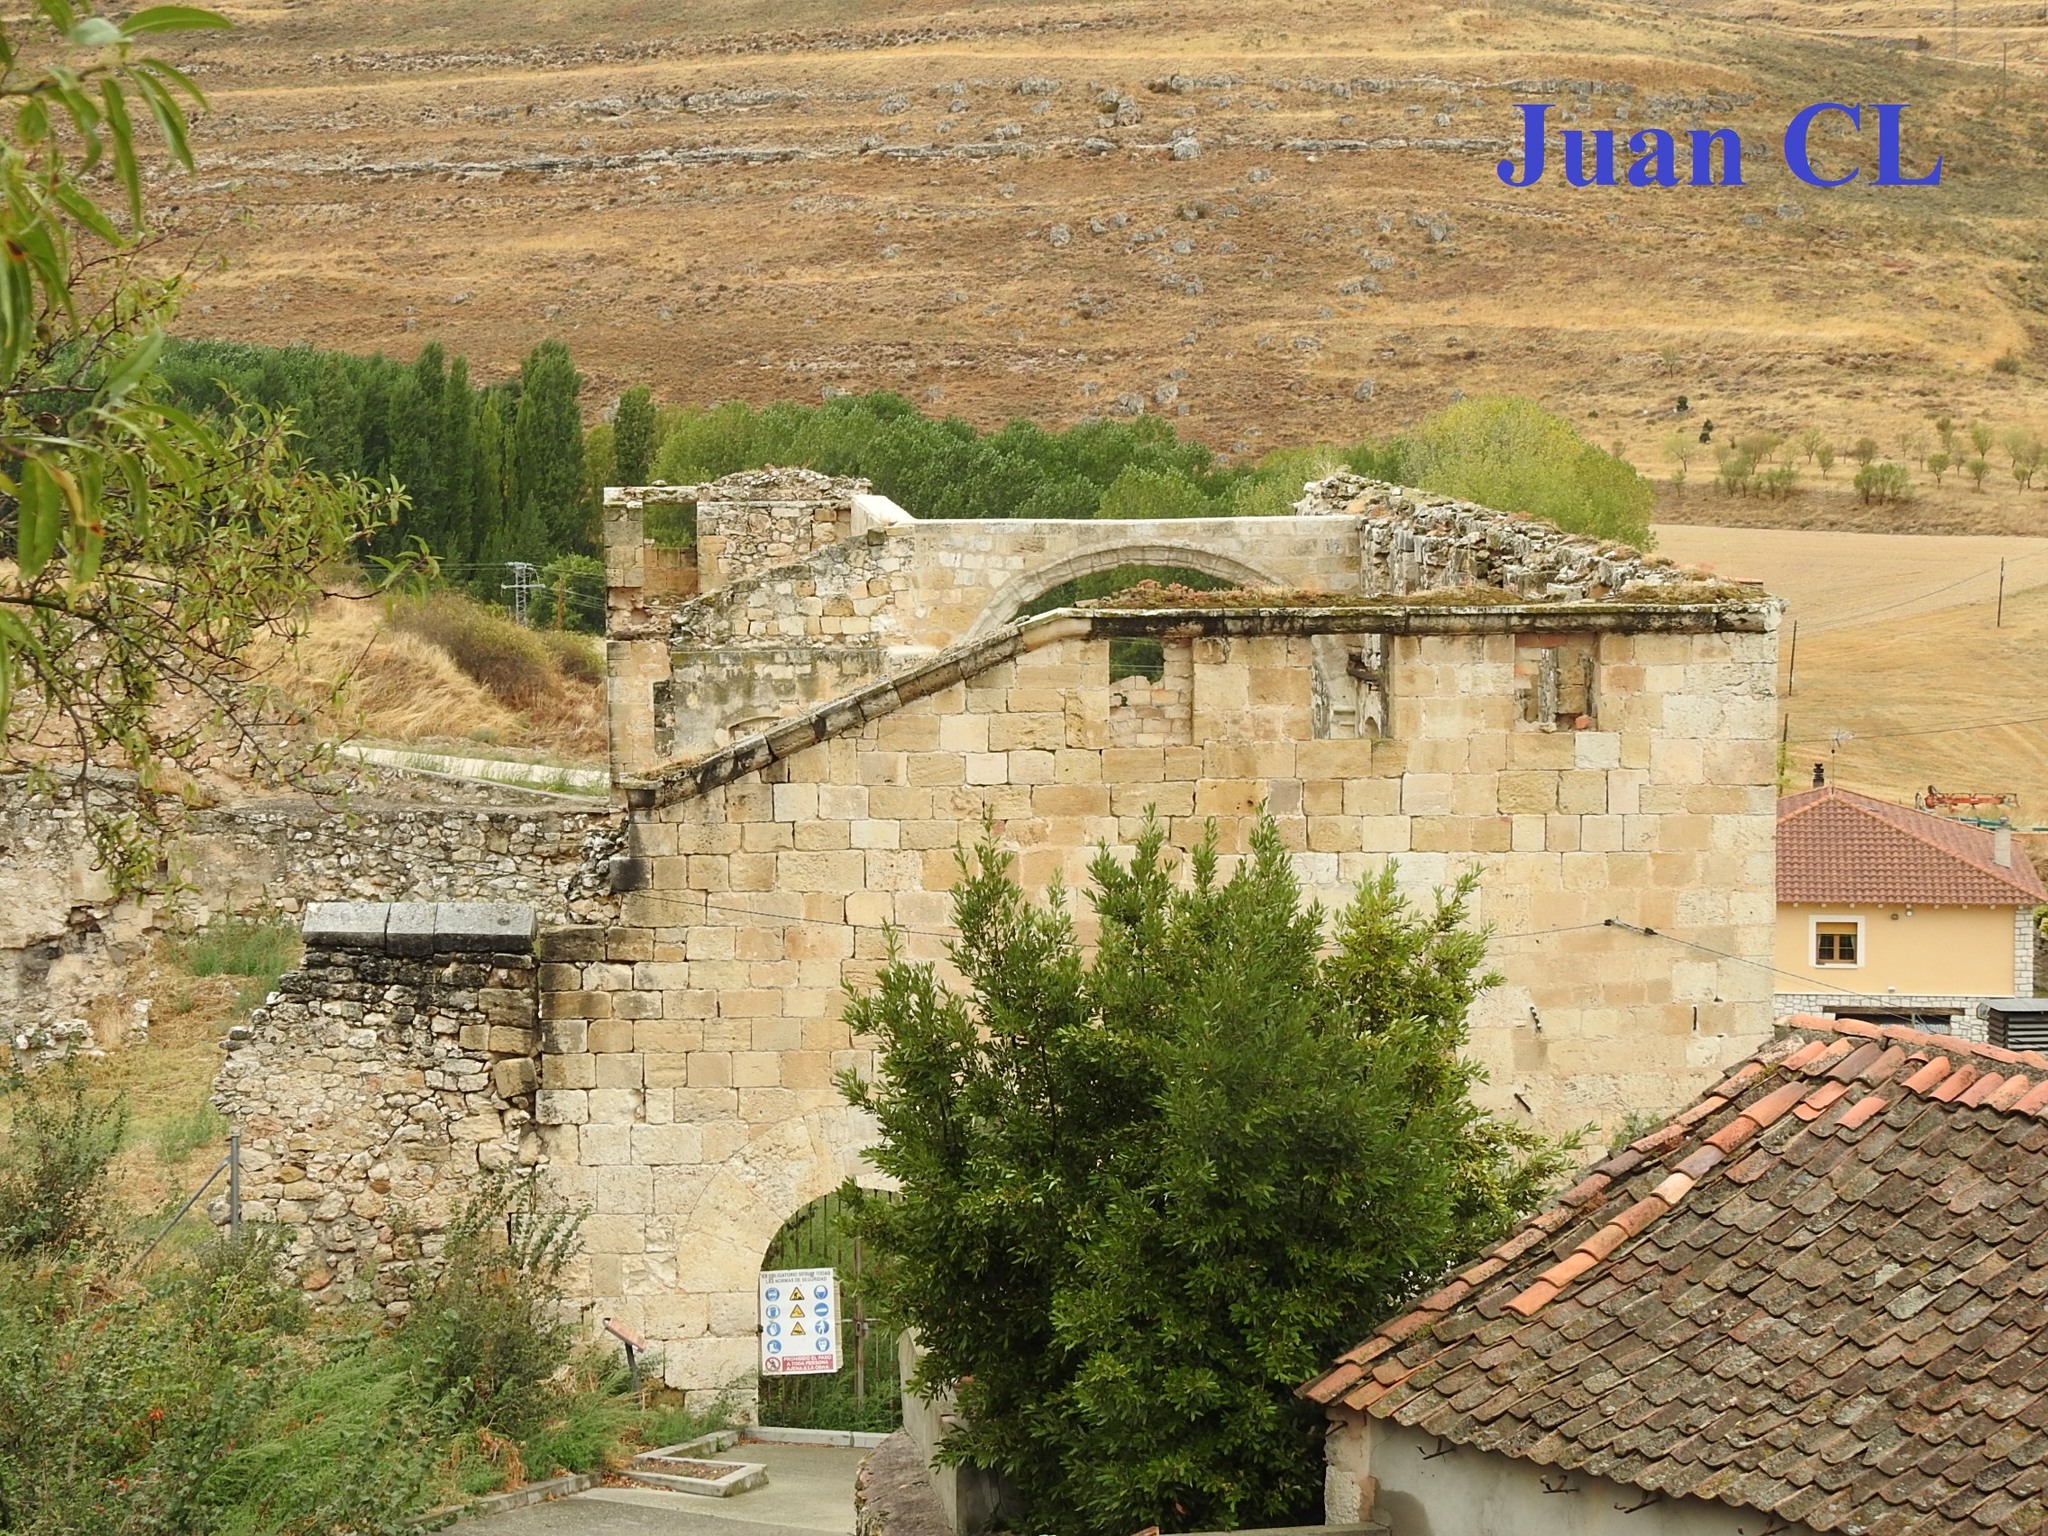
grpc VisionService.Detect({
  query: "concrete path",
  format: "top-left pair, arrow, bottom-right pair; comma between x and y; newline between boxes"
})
463,1443 -> 867,1536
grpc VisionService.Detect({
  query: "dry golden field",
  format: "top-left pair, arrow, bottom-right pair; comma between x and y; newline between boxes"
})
148,0 -> 2048,533
1656,522 -> 2048,819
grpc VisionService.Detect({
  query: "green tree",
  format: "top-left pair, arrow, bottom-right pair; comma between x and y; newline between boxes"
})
581,420 -> 616,551
438,355 -> 478,562
512,339 -> 585,554
1927,450 -> 1950,486
1393,395 -> 1654,546
1097,465 -> 1217,519
0,3 -> 401,885
843,816 -> 1571,1536
612,384 -> 656,485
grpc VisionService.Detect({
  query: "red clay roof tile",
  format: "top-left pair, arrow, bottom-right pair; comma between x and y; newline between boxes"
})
1778,785 -> 2048,906
1305,1020 -> 2048,1536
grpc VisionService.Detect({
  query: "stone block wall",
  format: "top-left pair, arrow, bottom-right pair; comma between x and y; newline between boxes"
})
212,901 -> 547,1309
561,600 -> 1780,1400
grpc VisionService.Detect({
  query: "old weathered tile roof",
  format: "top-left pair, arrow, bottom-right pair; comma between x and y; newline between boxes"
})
1303,1018 -> 2048,1536
1778,784 -> 2047,907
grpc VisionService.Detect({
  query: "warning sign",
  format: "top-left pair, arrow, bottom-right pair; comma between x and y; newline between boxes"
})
759,1267 -> 840,1376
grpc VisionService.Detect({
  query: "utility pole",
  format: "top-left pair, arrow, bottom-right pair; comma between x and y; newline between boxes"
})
502,560 -> 538,625
1997,557 -> 2007,627
1786,619 -> 1798,697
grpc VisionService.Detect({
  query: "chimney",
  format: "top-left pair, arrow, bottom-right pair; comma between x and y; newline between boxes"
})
1995,827 -> 2013,868
1812,762 -> 1826,787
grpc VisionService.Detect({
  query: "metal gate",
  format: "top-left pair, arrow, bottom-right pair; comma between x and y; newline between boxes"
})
756,1188 -> 902,1432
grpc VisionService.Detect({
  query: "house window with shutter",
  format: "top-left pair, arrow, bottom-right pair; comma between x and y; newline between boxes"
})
1814,920 -> 1861,967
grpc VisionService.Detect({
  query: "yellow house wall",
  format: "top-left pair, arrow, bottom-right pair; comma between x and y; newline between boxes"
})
1773,902 -> 2018,997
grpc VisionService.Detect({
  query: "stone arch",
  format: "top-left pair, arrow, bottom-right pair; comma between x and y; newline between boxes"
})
755,1184 -> 902,1429
964,540 -> 1288,641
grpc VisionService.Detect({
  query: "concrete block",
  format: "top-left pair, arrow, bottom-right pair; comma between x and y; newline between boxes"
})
435,902 -> 537,954
301,901 -> 388,952
384,902 -> 437,957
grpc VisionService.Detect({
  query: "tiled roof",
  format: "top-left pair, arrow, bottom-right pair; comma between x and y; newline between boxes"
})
1777,785 -> 2046,906
1303,1018 -> 2048,1536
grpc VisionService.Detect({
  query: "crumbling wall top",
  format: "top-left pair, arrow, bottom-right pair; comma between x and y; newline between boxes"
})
1297,473 -> 1720,601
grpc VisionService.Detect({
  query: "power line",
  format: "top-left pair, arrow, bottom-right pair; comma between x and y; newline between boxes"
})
1785,708 -> 2048,747
1803,550 -> 2048,636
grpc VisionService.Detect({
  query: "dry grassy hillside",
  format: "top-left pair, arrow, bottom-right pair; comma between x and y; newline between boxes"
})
150,0 -> 2048,531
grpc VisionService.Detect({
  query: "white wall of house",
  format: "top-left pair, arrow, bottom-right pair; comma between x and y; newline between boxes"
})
1326,1411 -> 1822,1536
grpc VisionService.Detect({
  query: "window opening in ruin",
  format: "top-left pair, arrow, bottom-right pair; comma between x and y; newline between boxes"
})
1111,637 -> 1166,684
644,497 -> 698,550
1109,637 -> 1193,747
756,1189 -> 901,1434
1310,633 -> 1388,739
1813,919 -> 1861,967
1514,633 -> 1599,731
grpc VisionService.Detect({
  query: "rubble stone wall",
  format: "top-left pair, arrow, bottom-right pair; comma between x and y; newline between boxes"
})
211,902 -> 546,1309
0,772 -> 619,1044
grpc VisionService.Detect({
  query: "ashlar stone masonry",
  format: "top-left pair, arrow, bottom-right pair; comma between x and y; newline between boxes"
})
221,467 -> 1784,1410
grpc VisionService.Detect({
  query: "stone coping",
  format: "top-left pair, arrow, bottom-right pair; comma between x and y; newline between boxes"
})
635,599 -> 1773,808
302,900 -> 537,955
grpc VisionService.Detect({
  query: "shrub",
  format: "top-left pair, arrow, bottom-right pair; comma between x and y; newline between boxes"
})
0,1063 -> 127,1257
844,816 -> 1574,1535
1715,448 -> 1755,496
1928,451 -> 1950,485
398,1166 -> 585,1441
538,629 -> 603,685
1854,461 -> 1913,504
1758,464 -> 1799,500
1967,455 -> 1992,491
1815,441 -> 1836,476
1851,435 -> 1880,466
392,592 -> 561,710
1393,395 -> 1654,545
1994,350 -> 2021,375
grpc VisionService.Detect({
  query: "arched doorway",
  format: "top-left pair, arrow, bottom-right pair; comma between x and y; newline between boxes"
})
756,1187 -> 901,1433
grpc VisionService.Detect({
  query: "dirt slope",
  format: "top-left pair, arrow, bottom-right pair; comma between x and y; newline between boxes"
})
149,0 -> 2048,526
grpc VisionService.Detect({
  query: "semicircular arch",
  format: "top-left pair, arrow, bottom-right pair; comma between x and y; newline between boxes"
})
964,541 -> 1288,641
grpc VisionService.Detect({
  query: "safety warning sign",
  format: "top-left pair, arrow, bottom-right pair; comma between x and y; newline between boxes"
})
758,1267 -> 840,1376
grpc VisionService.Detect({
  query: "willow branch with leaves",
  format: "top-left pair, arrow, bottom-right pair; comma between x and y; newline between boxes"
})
0,4 -> 404,888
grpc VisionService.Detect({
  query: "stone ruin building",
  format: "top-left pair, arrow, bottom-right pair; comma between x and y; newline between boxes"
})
191,465 -> 1786,1406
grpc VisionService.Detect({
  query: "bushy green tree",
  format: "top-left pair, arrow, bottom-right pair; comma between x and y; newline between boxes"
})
1393,395 -> 1654,545
844,816 -> 1572,1536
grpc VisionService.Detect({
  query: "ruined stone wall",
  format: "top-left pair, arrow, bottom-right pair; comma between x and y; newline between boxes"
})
696,468 -> 862,593
1296,474 -> 1700,599
557,604 -> 1780,1402
211,902 -> 545,1309
601,468 -> 1734,783
0,771 -> 620,1040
